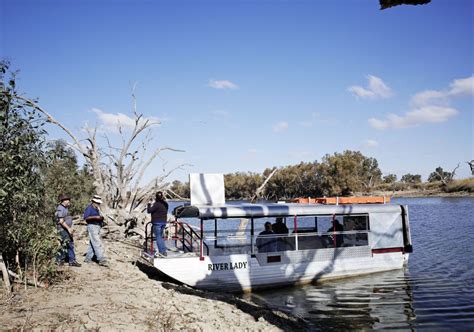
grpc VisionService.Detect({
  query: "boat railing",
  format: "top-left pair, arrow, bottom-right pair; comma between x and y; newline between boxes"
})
144,221 -> 209,256
201,229 -> 370,255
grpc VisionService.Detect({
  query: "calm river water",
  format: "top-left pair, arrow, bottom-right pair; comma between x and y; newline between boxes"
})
249,197 -> 474,330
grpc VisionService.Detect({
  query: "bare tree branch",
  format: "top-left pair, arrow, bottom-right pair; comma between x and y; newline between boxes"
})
15,95 -> 89,157
251,168 -> 278,203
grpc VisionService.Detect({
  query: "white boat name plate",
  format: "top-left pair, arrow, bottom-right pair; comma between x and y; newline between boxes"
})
208,261 -> 249,271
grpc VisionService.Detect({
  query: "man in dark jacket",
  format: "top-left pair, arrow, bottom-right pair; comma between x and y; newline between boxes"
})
147,191 -> 169,257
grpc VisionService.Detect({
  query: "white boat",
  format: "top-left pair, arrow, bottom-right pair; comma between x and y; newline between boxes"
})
141,202 -> 412,292
141,174 -> 413,293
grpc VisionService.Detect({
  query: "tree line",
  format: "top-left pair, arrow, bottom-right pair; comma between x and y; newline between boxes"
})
170,153 -> 469,200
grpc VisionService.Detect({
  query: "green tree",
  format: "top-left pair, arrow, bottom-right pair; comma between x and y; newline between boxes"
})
383,174 -> 397,183
225,172 -> 262,200
0,61 -> 59,290
264,162 -> 320,200
42,140 -> 95,216
428,167 -> 452,183
316,151 -> 382,196
169,180 -> 190,199
401,173 -> 422,184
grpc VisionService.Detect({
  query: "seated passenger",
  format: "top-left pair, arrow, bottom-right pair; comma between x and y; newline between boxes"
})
272,217 -> 289,251
256,222 -> 277,253
326,219 -> 344,248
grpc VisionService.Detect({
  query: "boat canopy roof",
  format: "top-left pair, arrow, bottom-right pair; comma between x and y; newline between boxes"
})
173,203 -> 402,220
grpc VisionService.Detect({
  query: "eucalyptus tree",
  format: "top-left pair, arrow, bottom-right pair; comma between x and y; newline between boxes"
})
42,140 -> 95,216
0,61 -> 58,291
316,151 -> 382,196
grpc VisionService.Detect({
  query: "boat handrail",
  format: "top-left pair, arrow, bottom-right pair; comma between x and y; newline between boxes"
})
263,231 -> 366,239
144,221 -> 209,256
203,229 -> 368,240
171,220 -> 210,256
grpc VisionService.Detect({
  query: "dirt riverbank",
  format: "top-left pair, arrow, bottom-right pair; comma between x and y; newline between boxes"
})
0,225 -> 308,331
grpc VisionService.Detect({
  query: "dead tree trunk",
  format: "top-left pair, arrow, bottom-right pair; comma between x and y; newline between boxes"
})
467,160 -> 474,176
250,168 -> 278,203
15,90 -> 187,233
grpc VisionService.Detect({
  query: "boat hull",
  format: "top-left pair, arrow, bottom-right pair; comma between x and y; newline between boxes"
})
147,246 -> 408,292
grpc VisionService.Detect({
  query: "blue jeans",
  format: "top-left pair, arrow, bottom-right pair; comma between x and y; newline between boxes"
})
57,229 -> 76,263
153,222 -> 167,254
85,222 -> 106,262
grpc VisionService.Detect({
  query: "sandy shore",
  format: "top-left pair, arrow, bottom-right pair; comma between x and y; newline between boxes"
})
0,225 -> 307,331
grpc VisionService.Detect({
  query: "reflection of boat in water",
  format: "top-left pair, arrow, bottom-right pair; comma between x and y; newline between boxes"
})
140,174 -> 413,292
253,268 -> 417,330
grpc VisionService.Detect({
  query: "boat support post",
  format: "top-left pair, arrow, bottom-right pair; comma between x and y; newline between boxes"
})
251,218 -> 255,255
294,215 -> 298,251
200,218 -> 204,261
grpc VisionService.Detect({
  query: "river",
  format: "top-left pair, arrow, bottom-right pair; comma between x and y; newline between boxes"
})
248,197 -> 474,330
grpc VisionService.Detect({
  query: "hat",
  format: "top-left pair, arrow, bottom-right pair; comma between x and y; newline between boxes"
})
58,194 -> 70,202
91,195 -> 103,204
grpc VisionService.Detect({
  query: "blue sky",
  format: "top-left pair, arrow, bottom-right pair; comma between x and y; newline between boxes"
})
1,0 -> 473,183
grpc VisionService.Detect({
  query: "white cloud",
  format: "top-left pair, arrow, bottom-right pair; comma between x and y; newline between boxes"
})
410,89 -> 447,107
208,79 -> 239,90
363,139 -> 379,148
348,75 -> 393,100
411,75 -> 474,107
369,106 -> 458,130
368,117 -> 389,130
91,108 -> 160,133
273,121 -> 289,133
392,106 -> 458,128
448,75 -> 474,96
369,75 -> 472,130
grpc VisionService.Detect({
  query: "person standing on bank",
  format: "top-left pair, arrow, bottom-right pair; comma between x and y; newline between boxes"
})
56,194 -> 81,267
83,195 -> 108,266
147,191 -> 169,257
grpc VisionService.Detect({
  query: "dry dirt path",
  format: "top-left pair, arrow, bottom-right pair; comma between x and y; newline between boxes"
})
0,227 -> 307,331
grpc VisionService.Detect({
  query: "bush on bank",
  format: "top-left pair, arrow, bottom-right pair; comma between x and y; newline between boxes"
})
0,61 -> 94,290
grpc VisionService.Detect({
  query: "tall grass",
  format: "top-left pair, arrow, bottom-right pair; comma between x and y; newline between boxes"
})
445,178 -> 474,193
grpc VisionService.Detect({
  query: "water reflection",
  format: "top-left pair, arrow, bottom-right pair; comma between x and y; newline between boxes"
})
250,269 -> 416,330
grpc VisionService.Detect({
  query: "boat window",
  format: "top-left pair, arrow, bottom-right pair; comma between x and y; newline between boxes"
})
341,215 -> 369,247
179,213 -> 372,257
203,218 -> 253,255
254,217 -> 293,253
312,214 -> 370,248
